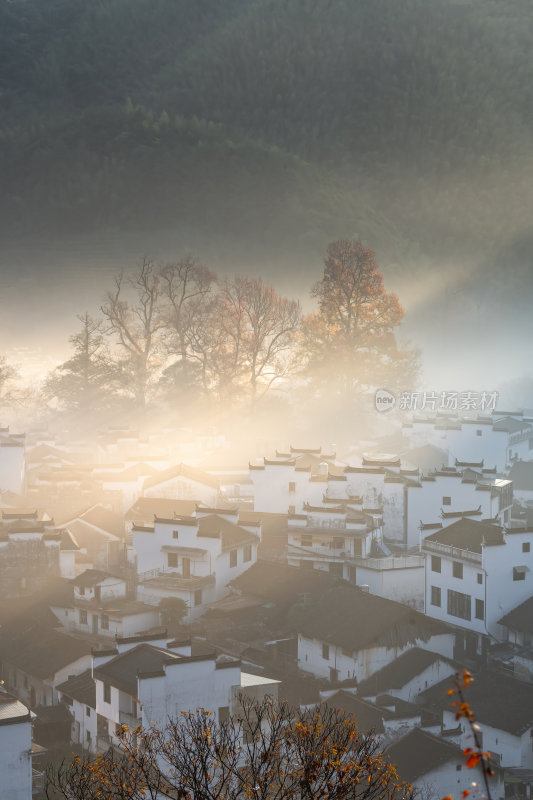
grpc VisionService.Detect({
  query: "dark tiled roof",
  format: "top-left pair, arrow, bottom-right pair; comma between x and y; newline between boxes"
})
385,728 -> 462,783
230,561 -> 338,604
57,669 -> 95,708
94,643 -> 182,696
294,584 -> 450,652
498,596 -> 533,634
125,497 -> 198,523
73,569 -> 120,589
356,648 -> 450,697
198,515 -> 258,549
422,518 -> 504,553
323,691 -> 388,732
0,689 -> 31,726
493,417 -> 532,434
0,624 -> 91,679
78,505 -> 125,538
420,669 -> 533,734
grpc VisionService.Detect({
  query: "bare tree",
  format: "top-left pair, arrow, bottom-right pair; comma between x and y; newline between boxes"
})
215,277 -> 301,403
159,255 -> 216,365
101,259 -> 166,407
46,697 -> 414,800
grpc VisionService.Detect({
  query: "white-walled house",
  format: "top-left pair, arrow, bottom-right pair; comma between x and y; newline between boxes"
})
0,428 -> 25,495
50,569 -> 160,639
143,464 -> 221,506
0,622 -> 92,709
385,727 -> 500,800
0,688 -> 33,800
421,669 -> 533,774
133,508 -> 261,620
58,504 -> 126,572
0,510 -> 80,595
403,415 -> 533,472
286,503 -> 425,608
56,670 -> 97,754
250,451 -> 333,515
421,519 -> 533,649
91,636 -> 279,752
296,582 -> 454,683
355,647 -> 457,703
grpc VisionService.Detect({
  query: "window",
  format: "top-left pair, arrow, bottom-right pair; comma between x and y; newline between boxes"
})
218,706 -> 230,723
329,667 -> 339,682
477,573 -> 483,584
476,430 -> 483,437
288,505 -> 296,515
172,530 -> 179,539
322,643 -> 330,660
194,589 -> 202,607
442,496 -> 451,506
86,706 -> 91,717
431,556 -> 441,573
431,586 -> 441,607
103,683 -> 111,704
333,537 -> 345,550
182,557 -> 190,578
243,544 -> 252,562
456,764 -> 462,771
523,542 -> 531,553
452,561 -> 463,579
86,730 -> 91,743
229,549 -> 237,568
301,534 -> 312,547
475,599 -> 484,620
447,589 -> 471,620
168,553 -> 178,568
79,609 -> 87,625
288,482 -> 296,494
513,567 -> 527,581
101,614 -> 109,631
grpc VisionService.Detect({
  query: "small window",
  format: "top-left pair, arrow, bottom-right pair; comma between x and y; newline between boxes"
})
288,482 -> 296,494
243,544 -> 252,562
523,542 -> 531,553
431,556 -> 441,573
329,667 -> 339,682
86,706 -> 91,717
288,505 -> 296,515
194,589 -> 202,607
456,764 -> 462,771
229,550 -> 237,568
172,530 -> 179,539
476,430 -> 483,437
301,534 -> 312,547
79,609 -> 87,625
86,730 -> 91,742
218,706 -> 230,723
513,567 -> 526,581
431,586 -> 441,607
322,643 -> 330,660
168,553 -> 178,568
101,614 -> 109,630
103,683 -> 111,704
477,573 -> 483,584
453,561 -> 463,579
475,599 -> 484,620
333,537 -> 345,550
442,496 -> 451,506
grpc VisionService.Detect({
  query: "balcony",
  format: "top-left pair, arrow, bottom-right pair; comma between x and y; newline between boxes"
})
119,710 -> 141,729
421,539 -> 482,565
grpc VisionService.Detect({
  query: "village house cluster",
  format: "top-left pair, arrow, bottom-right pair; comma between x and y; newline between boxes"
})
1,411 -> 533,799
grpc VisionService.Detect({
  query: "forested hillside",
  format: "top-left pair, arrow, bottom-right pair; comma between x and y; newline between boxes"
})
1,0 -> 533,266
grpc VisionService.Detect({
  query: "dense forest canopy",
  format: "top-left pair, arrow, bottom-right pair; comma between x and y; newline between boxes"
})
2,0 -> 533,263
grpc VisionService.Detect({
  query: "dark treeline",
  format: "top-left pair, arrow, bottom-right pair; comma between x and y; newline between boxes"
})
1,0 -> 533,267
